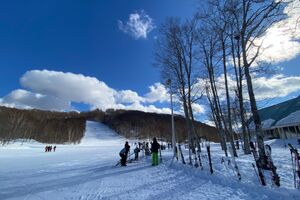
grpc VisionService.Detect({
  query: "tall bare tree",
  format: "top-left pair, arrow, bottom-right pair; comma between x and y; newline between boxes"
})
226,0 -> 287,162
206,0 -> 241,157
197,19 -> 230,156
154,17 -> 203,166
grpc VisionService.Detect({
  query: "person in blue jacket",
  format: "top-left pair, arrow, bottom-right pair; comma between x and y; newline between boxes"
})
119,141 -> 130,166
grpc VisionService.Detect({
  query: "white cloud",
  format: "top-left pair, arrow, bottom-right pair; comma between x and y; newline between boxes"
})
1,70 -> 172,114
144,82 -> 169,103
203,119 -> 216,127
1,89 -> 70,110
254,0 -> 300,64
20,70 -> 117,110
115,90 -> 144,104
7,70 -> 299,116
118,10 -> 155,39
121,101 -> 171,114
253,74 -> 300,100
199,73 -> 300,102
192,103 -> 206,115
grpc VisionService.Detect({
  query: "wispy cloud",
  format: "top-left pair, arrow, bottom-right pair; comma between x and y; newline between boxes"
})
118,10 -> 155,39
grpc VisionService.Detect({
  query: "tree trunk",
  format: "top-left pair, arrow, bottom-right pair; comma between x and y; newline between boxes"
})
182,96 -> 195,165
231,35 -> 251,154
221,37 -> 238,157
243,64 -> 266,163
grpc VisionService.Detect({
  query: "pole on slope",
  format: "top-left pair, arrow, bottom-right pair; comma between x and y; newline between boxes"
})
167,79 -> 177,164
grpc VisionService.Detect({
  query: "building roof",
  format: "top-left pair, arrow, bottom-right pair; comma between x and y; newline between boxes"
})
249,95 -> 300,130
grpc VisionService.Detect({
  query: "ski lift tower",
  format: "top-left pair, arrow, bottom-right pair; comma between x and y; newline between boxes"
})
166,79 -> 177,160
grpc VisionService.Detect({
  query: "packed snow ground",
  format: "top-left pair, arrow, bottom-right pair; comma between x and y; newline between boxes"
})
1,121 -> 300,200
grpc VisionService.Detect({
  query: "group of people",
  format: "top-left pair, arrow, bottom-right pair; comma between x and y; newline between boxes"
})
119,137 -> 161,166
45,145 -> 56,152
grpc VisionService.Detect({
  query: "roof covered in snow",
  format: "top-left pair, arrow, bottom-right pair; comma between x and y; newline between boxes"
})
275,110 -> 300,127
248,95 -> 300,130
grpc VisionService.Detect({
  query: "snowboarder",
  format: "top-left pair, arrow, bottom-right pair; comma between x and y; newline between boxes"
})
151,137 -> 160,166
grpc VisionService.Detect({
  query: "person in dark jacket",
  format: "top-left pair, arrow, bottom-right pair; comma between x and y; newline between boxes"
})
125,141 -> 130,157
119,147 -> 127,166
119,141 -> 130,166
134,144 -> 140,160
151,137 -> 160,166
145,142 -> 150,157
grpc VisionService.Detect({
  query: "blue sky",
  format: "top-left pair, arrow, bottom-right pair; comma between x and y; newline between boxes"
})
0,0 -> 195,95
0,0 -> 299,123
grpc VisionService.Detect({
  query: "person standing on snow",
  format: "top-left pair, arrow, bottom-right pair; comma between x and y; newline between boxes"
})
145,142 -> 150,157
134,145 -> 140,160
125,141 -> 130,158
151,137 -> 160,166
119,141 -> 131,166
119,147 -> 127,166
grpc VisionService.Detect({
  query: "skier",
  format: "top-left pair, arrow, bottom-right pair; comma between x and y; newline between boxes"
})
119,147 -> 127,166
119,142 -> 130,166
53,146 -> 56,152
151,137 -> 160,166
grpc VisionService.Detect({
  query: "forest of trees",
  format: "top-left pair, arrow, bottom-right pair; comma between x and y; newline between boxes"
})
0,106 -> 86,144
103,110 -> 220,142
0,107 -> 219,144
154,0 -> 289,166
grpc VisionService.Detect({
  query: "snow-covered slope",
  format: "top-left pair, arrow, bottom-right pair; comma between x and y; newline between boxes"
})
79,121 -> 124,146
1,122 -> 300,200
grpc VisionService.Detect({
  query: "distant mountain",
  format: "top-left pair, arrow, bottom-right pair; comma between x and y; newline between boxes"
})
0,106 -> 219,144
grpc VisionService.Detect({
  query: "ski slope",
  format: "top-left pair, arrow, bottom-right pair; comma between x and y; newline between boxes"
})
0,121 -> 300,200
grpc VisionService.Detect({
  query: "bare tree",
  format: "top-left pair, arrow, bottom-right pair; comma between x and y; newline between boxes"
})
154,17 -> 202,166
197,19 -> 230,156
206,0 -> 241,157
227,0 -> 287,163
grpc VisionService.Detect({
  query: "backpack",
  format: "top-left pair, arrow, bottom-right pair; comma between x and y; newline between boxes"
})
120,148 -> 126,155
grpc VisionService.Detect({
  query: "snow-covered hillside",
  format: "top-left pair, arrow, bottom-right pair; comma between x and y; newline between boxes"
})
80,121 -> 125,146
0,121 -> 300,200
